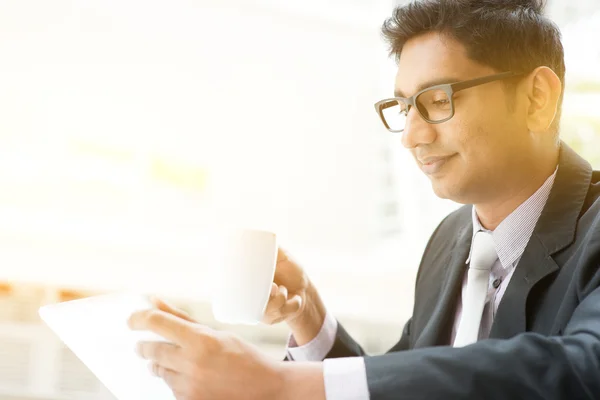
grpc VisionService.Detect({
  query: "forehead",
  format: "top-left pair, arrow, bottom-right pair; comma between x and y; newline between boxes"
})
394,32 -> 495,97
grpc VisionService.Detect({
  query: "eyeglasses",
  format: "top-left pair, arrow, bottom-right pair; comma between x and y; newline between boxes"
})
374,71 -> 523,133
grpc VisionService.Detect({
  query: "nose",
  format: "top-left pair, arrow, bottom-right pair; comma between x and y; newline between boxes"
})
401,106 -> 437,149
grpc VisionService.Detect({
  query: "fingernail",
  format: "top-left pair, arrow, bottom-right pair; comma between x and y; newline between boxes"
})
148,362 -> 157,376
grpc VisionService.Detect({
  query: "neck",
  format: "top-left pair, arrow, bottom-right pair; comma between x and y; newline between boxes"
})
475,147 -> 559,231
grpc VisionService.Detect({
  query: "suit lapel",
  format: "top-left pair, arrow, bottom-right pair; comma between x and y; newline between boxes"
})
489,235 -> 559,338
490,142 -> 593,339
414,222 -> 472,348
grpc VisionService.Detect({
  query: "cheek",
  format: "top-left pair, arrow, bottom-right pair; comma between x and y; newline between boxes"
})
435,95 -> 515,170
438,117 -> 499,179
434,114 -> 472,153
449,100 -> 508,153
474,93 -> 523,138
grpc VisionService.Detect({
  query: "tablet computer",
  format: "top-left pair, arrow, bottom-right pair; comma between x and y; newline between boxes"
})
39,292 -> 175,400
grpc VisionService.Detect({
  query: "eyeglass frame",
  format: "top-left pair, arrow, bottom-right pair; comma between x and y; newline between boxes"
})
374,71 -> 524,133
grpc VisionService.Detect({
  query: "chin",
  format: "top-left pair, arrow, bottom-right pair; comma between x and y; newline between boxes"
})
431,186 -> 451,200
430,178 -> 466,203
429,179 -> 451,199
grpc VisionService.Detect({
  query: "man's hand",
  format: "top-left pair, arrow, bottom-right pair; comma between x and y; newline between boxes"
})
262,248 -> 328,346
128,298 -> 326,400
129,301 -> 282,400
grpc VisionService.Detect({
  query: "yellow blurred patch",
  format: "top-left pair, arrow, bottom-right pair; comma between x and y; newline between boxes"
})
150,157 -> 208,192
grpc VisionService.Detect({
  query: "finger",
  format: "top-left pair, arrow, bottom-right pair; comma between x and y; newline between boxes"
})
150,362 -> 188,394
162,368 -> 188,395
172,391 -> 187,400
281,293 -> 303,316
150,361 -> 160,376
149,360 -> 173,377
137,341 -> 187,373
269,282 -> 277,297
263,285 -> 287,316
279,285 -> 288,300
274,249 -> 295,282
129,309 -> 210,347
151,297 -> 196,323
277,247 -> 289,263
264,293 -> 303,324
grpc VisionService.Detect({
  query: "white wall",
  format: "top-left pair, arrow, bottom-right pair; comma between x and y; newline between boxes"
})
0,0 -> 425,296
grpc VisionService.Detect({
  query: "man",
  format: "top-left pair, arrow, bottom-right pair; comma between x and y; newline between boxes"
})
128,0 -> 600,399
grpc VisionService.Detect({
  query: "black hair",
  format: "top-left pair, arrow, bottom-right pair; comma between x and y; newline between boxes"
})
382,0 -> 565,129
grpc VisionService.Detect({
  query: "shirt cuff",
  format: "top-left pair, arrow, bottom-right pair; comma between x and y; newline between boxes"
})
323,357 -> 370,400
286,311 -> 338,362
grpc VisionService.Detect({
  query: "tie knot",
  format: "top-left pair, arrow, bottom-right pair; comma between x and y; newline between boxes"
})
470,231 -> 497,271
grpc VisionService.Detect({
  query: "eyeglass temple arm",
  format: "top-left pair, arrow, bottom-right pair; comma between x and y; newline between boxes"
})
451,71 -> 522,92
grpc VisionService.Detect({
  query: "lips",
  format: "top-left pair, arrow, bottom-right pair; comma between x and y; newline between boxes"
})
419,155 -> 453,165
418,154 -> 456,175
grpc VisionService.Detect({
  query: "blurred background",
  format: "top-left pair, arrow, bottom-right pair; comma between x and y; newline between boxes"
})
0,0 -> 598,399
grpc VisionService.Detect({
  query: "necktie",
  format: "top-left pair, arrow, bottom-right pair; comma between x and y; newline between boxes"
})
453,231 -> 498,347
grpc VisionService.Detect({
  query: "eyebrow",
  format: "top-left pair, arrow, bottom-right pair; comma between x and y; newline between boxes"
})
394,76 -> 462,98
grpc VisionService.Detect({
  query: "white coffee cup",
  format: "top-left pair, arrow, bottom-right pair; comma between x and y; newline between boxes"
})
210,229 -> 277,325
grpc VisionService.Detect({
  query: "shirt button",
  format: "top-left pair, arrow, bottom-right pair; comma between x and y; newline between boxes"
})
493,278 -> 502,289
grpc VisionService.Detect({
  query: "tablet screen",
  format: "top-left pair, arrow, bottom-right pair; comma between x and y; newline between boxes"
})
39,292 -> 175,400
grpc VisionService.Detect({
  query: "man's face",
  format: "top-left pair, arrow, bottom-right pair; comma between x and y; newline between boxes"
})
395,32 -> 531,204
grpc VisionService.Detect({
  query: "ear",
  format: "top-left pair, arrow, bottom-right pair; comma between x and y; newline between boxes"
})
523,66 -> 562,134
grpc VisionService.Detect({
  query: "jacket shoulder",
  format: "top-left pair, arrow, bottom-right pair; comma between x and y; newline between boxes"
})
414,204 -> 472,283
430,204 -> 472,242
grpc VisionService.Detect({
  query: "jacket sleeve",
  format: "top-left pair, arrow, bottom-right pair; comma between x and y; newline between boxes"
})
363,284 -> 600,400
322,318 -> 413,359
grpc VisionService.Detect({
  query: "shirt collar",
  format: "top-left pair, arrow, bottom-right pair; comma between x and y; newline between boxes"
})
466,167 -> 558,269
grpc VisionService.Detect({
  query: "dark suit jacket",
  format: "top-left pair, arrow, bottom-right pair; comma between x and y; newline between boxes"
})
325,143 -> 600,400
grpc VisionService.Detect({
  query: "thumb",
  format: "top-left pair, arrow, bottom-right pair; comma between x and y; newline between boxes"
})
150,296 -> 196,323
